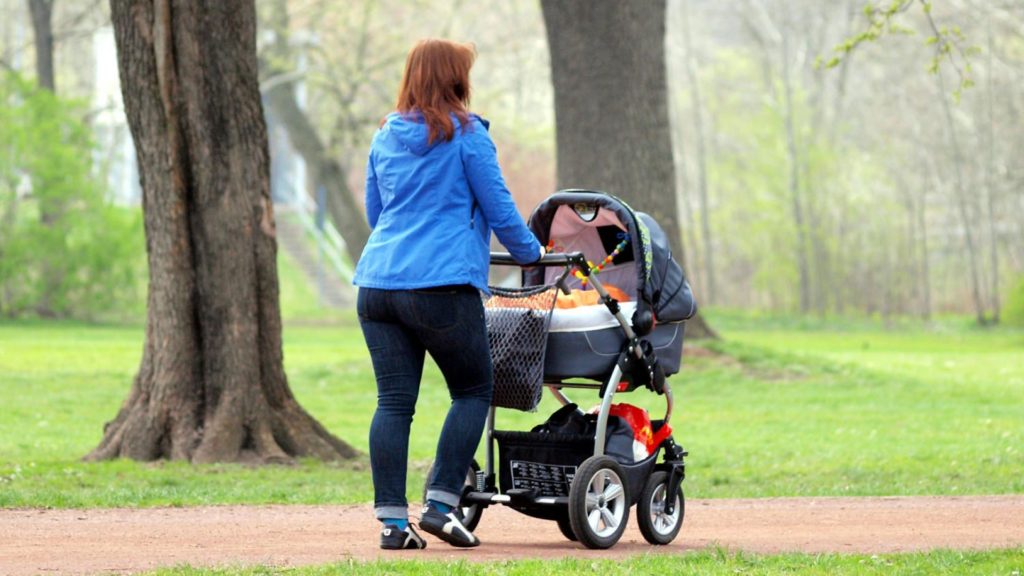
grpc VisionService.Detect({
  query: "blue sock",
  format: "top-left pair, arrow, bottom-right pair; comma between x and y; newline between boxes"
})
428,499 -> 452,514
382,517 -> 408,530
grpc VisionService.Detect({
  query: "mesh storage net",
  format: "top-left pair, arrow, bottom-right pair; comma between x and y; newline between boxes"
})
484,284 -> 559,412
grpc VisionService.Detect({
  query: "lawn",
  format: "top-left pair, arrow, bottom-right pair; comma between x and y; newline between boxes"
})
146,548 -> 1024,576
1,308 -> 1021,507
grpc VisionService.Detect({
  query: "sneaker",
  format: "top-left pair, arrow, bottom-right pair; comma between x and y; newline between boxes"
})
418,504 -> 480,548
380,524 -> 427,550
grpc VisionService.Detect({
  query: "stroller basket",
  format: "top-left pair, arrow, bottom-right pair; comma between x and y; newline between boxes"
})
484,283 -> 559,411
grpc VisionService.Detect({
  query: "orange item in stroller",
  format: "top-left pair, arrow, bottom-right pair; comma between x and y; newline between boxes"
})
555,285 -> 630,309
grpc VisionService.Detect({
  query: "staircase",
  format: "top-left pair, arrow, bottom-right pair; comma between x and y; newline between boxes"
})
274,204 -> 354,309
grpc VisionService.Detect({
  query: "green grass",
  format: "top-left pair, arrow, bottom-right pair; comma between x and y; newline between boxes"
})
0,309 -> 1022,507
145,548 -> 1024,575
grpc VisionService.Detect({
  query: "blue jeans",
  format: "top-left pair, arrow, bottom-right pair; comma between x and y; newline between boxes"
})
357,286 -> 493,520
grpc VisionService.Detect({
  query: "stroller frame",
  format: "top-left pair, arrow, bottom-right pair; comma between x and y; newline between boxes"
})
449,251 -> 688,549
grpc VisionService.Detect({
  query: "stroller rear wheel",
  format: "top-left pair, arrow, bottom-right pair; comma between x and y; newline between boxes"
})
636,471 -> 684,545
555,514 -> 578,541
568,455 -> 629,549
421,459 -> 483,532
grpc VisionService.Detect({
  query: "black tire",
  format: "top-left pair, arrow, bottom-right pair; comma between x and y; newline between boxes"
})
556,514 -> 578,541
568,455 -> 629,549
422,459 -> 483,532
636,471 -> 684,545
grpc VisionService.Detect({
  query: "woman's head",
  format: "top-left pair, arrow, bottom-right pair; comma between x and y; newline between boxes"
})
395,39 -> 476,145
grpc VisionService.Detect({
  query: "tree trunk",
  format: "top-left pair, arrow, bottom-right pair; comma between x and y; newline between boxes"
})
541,0 -> 716,338
27,0 -> 63,318
781,32 -> 811,314
27,0 -> 55,92
87,0 -> 357,463
935,71 -> 986,326
983,18 -> 1000,323
259,0 -> 370,265
263,82 -> 370,265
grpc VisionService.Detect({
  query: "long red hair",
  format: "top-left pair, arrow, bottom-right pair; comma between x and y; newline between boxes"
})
395,39 -> 476,145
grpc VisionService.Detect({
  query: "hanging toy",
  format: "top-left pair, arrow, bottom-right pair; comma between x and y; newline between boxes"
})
548,237 -> 630,287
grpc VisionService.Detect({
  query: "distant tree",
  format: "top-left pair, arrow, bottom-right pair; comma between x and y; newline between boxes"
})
26,0 -> 55,91
541,0 -> 715,337
260,0 -> 370,264
88,0 -> 356,463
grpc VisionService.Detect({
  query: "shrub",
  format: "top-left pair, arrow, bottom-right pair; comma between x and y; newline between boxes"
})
0,72 -> 143,319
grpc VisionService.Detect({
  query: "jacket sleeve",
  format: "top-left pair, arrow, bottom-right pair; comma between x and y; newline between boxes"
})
365,151 -> 382,230
461,127 -> 541,264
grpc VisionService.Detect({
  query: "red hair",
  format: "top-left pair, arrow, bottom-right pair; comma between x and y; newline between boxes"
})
395,39 -> 476,145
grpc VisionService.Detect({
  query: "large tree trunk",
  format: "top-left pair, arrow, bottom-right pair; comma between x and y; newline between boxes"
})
87,0 -> 357,463
541,0 -> 716,338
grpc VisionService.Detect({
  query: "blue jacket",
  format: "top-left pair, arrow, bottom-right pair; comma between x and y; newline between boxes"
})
353,112 -> 541,293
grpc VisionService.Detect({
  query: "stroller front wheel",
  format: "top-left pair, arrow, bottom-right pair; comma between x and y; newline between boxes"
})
637,470 -> 684,545
568,455 -> 629,549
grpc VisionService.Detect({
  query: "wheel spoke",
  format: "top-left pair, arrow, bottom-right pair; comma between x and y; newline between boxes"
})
586,494 -> 599,509
588,508 -> 602,529
603,482 -> 623,502
600,506 -> 616,528
592,471 -> 606,494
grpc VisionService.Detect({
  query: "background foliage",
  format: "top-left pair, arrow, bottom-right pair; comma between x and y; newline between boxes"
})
0,72 -> 143,320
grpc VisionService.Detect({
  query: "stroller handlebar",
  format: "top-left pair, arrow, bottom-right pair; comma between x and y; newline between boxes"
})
490,251 -> 588,270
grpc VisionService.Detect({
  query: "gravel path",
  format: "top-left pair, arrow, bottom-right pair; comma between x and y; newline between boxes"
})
2,495 -> 1022,575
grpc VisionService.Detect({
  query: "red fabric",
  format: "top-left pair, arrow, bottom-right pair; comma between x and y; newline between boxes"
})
608,403 -> 657,455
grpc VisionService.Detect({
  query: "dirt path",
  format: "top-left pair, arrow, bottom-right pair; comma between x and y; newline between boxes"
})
3,496 -> 1022,575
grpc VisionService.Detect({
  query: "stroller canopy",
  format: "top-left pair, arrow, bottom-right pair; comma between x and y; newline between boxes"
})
523,190 -> 697,328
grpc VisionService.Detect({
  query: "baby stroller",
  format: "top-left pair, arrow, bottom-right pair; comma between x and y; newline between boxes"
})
426,190 -> 696,549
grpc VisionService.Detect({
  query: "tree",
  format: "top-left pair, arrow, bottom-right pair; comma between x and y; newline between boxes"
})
26,0 -> 54,91
260,0 -> 370,265
541,0 -> 715,337
88,0 -> 356,463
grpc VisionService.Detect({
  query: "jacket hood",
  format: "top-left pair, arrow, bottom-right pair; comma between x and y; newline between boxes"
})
382,111 -> 488,156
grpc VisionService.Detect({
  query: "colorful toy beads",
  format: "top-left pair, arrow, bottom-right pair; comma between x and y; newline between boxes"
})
546,237 -> 630,287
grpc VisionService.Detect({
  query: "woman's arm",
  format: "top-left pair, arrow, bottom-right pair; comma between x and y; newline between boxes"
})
365,152 -> 382,229
461,127 -> 541,264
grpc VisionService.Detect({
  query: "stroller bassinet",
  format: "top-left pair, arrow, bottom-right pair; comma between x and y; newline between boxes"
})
524,191 -> 696,381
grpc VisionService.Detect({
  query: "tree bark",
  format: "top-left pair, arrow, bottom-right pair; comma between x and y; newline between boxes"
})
541,0 -> 716,338
27,0 -> 55,92
87,0 -> 357,463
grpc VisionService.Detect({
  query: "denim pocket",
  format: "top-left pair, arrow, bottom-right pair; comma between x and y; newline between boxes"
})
405,290 -> 472,332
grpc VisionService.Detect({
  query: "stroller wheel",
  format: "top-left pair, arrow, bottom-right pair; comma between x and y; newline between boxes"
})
637,471 -> 684,545
555,514 -> 578,541
568,455 -> 629,549
421,459 -> 483,532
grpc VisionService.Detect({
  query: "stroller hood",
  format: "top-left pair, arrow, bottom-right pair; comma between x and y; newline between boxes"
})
524,190 -> 697,327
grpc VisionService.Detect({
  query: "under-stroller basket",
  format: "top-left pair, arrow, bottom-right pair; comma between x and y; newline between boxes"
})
484,283 -> 559,411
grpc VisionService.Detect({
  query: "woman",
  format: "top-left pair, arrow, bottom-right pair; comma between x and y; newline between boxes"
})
353,39 -> 543,550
